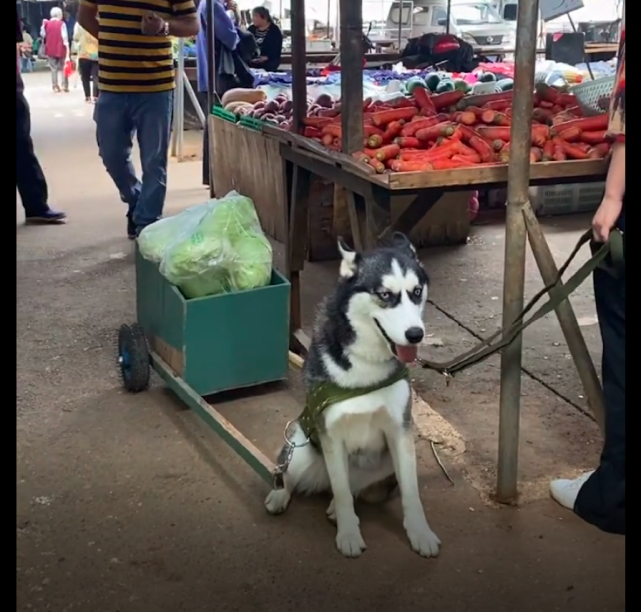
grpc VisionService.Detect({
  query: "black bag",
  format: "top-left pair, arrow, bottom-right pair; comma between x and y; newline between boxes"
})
401,33 -> 477,72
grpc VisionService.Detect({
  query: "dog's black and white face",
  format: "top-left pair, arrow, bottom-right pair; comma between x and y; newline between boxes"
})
337,233 -> 429,363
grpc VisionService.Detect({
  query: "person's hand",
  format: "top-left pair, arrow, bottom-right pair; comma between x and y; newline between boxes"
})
255,56 -> 268,63
592,195 -> 623,243
226,0 -> 238,10
141,12 -> 164,35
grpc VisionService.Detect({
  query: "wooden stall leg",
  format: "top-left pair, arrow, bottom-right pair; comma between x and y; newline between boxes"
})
285,162 -> 312,356
378,189 -> 445,242
522,203 -> 605,432
346,189 -> 391,251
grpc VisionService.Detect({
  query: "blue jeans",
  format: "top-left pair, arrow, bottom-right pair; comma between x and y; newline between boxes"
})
93,90 -> 173,230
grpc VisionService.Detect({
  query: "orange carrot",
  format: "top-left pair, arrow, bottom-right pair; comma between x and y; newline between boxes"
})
389,160 -> 433,172
557,139 -> 588,160
467,135 -> 494,162
303,126 -> 322,138
552,142 -> 567,161
552,114 -> 609,135
413,87 -> 436,113
451,153 -> 481,165
542,139 -> 555,161
394,137 -> 422,148
481,110 -> 510,126
531,125 -> 550,147
401,116 -> 442,137
555,93 -> 578,107
556,126 -> 582,142
382,120 -> 404,143
368,158 -> 386,173
530,147 -> 543,162
351,151 -> 371,164
593,142 -> 610,156
455,111 -> 477,126
321,124 -> 342,138
363,125 -> 385,138
371,107 -> 419,127
430,90 -> 466,110
532,107 -> 554,125
321,134 -> 334,147
375,144 -> 401,162
367,134 -> 384,149
431,158 -> 471,170
483,99 -> 511,112
580,130 -> 607,145
477,126 -> 511,142
415,122 -> 455,142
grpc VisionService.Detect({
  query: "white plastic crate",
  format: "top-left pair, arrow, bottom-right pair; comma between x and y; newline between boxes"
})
529,182 -> 604,217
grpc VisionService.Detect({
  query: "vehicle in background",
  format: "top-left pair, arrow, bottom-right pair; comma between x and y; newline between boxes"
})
378,0 -> 516,51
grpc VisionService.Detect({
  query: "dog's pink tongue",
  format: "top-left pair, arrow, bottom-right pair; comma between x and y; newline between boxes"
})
395,345 -> 418,363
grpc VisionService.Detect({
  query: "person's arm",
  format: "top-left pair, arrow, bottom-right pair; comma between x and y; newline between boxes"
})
78,1 -> 99,39
61,22 -> 70,53
592,26 -> 625,242
212,1 -> 239,51
73,22 -> 81,42
167,0 -> 199,38
40,20 -> 47,39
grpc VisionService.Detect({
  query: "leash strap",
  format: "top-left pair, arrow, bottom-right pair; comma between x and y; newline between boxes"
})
418,229 -> 624,377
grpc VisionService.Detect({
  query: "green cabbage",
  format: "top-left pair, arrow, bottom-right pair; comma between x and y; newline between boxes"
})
228,234 -> 272,291
138,201 -> 213,263
158,191 -> 273,298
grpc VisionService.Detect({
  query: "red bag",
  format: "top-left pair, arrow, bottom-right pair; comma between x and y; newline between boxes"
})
63,59 -> 75,78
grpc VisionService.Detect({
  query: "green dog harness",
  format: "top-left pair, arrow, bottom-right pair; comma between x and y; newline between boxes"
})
298,365 -> 410,447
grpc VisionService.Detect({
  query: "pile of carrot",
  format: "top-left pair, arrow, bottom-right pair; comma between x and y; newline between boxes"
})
300,83 -> 611,173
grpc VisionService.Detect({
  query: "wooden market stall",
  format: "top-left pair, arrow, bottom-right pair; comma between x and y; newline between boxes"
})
207,0 -> 612,502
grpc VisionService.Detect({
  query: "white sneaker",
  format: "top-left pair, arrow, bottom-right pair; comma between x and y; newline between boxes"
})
549,470 -> 595,510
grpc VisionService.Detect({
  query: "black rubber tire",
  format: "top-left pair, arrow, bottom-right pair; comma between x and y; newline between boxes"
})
118,323 -> 150,393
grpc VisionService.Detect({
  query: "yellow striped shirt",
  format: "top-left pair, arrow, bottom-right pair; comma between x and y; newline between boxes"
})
79,0 -> 196,93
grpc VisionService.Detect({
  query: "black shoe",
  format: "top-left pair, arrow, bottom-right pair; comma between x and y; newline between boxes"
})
126,213 -> 137,240
25,209 -> 67,224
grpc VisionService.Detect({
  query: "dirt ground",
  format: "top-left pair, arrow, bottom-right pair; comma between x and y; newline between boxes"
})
17,72 -> 624,612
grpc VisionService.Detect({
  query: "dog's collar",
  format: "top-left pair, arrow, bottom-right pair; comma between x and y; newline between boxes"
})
298,366 -> 410,447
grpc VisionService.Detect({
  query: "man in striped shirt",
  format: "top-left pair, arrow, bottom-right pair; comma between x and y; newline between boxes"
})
78,0 -> 199,238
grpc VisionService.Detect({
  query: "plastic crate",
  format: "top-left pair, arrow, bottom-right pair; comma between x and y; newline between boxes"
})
529,182 -> 604,217
211,106 -> 238,123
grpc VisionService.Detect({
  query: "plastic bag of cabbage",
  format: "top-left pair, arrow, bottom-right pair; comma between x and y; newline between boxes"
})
137,200 -> 214,263
159,191 -> 273,299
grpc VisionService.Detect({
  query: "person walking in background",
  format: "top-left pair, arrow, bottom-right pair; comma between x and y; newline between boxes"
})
41,8 -> 70,93
549,24 -> 625,535
196,0 -> 239,187
73,22 -> 99,103
78,0 -> 199,239
16,8 -> 66,225
248,7 -> 282,72
19,20 -> 34,74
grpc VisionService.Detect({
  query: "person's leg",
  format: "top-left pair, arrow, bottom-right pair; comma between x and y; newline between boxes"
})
93,92 -> 141,237
551,250 -> 625,535
78,58 -> 91,99
130,90 -> 173,232
16,89 -> 66,223
197,91 -> 209,186
90,60 -> 99,100
48,57 -> 59,90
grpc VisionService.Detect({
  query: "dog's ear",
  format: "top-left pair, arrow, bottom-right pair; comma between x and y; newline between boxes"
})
337,237 -> 360,278
391,231 -> 418,259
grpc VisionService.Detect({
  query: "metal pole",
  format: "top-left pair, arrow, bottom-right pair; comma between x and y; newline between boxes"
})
495,0 -> 539,504
176,37 -> 185,159
183,71 -> 206,128
445,0 -> 451,34
206,0 -> 216,114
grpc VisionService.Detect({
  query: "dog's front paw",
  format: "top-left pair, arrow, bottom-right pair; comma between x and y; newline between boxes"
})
405,521 -> 441,558
336,529 -> 367,558
264,488 -> 291,515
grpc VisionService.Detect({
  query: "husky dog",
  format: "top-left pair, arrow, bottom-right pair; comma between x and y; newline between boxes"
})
265,232 -> 441,559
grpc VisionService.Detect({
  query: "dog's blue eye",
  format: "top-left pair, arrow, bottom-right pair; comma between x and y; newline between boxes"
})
413,287 -> 423,297
378,291 -> 391,300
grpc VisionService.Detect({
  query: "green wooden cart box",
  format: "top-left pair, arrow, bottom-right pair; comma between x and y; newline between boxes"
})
134,246 -> 291,395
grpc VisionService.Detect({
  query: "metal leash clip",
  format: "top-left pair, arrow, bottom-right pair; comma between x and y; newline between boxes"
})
271,420 -> 310,490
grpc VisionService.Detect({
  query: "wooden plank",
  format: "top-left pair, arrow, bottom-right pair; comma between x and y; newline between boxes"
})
339,0 -> 365,154
150,351 -> 275,485
290,0 -> 307,133
387,160 -> 608,190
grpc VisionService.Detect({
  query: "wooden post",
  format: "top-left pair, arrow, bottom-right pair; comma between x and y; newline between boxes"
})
339,0 -> 364,154
522,204 -> 605,431
495,0 -> 539,504
290,0 -> 307,134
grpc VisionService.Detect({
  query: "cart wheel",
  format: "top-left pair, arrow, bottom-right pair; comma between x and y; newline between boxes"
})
118,323 -> 150,393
